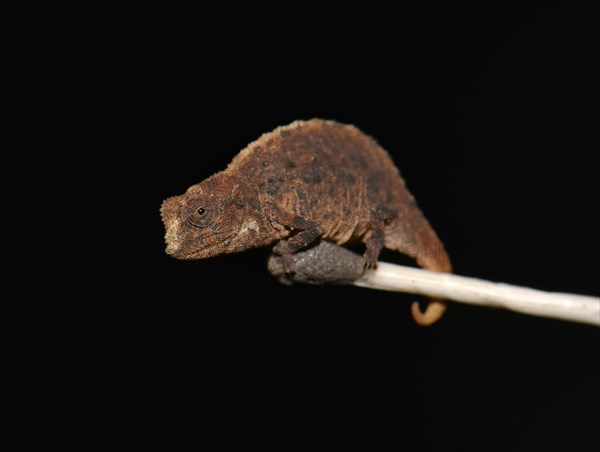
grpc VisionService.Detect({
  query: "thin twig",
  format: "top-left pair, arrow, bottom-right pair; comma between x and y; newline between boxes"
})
356,262 -> 600,326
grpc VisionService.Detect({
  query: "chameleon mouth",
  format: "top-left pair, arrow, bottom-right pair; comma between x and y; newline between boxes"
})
167,232 -> 237,260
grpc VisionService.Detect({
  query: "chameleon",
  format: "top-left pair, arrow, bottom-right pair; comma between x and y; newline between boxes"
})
160,119 -> 452,325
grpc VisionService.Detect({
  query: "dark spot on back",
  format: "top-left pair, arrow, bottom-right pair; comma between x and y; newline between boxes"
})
338,171 -> 356,185
255,146 -> 263,153
264,174 -> 284,195
301,165 -> 322,184
367,171 -> 383,193
350,153 -> 366,167
247,198 -> 261,210
297,190 -> 308,202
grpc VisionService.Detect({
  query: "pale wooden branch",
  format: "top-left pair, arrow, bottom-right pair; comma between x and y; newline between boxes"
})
356,262 -> 599,326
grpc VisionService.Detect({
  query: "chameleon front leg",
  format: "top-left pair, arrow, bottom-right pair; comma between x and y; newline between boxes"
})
273,215 -> 322,273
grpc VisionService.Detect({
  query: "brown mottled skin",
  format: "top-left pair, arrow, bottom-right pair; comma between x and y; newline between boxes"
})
160,119 -> 452,325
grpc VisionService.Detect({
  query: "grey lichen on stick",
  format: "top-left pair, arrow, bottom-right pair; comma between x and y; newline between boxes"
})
268,241 -> 600,327
268,240 -> 366,286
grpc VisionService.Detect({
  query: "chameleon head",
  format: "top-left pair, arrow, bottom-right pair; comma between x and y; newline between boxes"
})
160,173 -> 252,260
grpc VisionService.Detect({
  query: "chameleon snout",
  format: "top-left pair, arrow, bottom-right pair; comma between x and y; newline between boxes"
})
160,196 -> 184,257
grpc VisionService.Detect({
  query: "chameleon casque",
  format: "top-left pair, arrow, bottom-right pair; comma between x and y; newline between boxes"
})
160,119 -> 452,325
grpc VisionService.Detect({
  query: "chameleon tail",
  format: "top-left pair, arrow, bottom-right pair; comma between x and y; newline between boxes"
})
411,237 -> 452,326
411,299 -> 448,326
385,212 -> 452,326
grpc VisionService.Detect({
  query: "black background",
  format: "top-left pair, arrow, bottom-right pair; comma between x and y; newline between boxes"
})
1,1 -> 598,448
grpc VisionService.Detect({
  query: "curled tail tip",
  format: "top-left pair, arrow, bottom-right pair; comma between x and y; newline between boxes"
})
411,299 -> 447,326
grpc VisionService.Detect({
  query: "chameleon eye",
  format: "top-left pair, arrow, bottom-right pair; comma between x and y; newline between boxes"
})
185,202 -> 214,228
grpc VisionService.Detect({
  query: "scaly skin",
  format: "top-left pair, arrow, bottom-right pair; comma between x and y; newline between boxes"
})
160,119 -> 451,325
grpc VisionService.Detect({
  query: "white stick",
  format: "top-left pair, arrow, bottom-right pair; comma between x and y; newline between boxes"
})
355,262 -> 600,326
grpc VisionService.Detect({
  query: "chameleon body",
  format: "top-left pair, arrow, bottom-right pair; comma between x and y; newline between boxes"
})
160,119 -> 451,325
